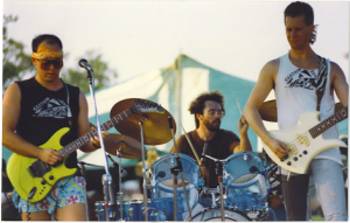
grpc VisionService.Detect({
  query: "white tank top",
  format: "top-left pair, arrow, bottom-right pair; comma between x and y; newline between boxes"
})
275,53 -> 342,166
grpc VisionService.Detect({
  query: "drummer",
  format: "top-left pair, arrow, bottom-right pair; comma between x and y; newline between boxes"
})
171,91 -> 252,189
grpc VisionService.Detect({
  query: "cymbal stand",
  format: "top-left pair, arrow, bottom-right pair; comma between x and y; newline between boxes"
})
138,121 -> 149,221
168,117 -> 192,220
168,117 -> 179,220
107,151 -> 124,220
170,158 -> 180,221
215,161 -> 225,221
81,60 -> 116,221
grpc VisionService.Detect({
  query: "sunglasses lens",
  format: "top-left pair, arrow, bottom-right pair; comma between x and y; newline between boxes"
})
41,59 -> 62,69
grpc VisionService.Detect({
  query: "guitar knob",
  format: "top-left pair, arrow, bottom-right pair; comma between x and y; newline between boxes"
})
49,175 -> 54,180
303,150 -> 308,155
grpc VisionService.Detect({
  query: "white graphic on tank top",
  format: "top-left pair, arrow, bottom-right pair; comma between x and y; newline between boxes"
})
284,68 -> 327,91
33,97 -> 72,119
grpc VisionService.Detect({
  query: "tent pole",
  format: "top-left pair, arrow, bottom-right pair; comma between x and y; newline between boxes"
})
175,54 -> 183,137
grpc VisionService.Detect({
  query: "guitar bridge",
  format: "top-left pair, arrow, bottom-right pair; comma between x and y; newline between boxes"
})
29,161 -> 51,177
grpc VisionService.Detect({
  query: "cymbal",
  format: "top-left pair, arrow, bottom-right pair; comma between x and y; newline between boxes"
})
259,100 -> 344,122
110,98 -> 176,145
103,133 -> 142,159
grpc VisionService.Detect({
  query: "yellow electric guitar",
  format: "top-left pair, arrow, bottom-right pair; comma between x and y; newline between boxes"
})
6,99 -> 167,203
263,106 -> 348,174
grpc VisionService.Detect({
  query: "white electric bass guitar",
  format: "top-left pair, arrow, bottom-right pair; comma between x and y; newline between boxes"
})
263,106 -> 347,174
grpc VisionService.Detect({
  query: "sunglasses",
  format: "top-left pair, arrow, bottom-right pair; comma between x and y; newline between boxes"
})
36,59 -> 63,70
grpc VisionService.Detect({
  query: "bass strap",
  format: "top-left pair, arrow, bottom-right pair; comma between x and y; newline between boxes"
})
316,57 -> 328,111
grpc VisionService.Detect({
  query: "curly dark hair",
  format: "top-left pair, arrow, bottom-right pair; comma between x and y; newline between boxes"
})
32,34 -> 63,52
189,91 -> 225,128
284,1 -> 317,44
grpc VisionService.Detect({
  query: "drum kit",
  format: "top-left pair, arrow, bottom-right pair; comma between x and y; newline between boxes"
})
92,98 -> 278,221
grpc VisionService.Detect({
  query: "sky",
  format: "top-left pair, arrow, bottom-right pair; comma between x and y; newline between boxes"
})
3,0 -> 350,85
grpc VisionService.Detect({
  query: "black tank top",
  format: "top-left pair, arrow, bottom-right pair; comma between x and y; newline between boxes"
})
16,77 -> 80,168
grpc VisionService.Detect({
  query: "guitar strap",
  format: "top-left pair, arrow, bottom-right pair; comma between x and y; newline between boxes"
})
315,57 -> 328,111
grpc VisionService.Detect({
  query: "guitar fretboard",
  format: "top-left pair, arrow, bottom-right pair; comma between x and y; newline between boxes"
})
309,107 -> 348,138
59,110 -> 131,157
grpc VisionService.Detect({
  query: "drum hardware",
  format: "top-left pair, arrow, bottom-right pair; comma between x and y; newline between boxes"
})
170,156 -> 181,220
215,161 -> 225,221
168,116 -> 193,220
80,59 -> 117,221
199,187 -> 220,208
202,154 -> 226,221
106,153 -> 125,220
110,98 -> 176,221
138,120 -> 149,221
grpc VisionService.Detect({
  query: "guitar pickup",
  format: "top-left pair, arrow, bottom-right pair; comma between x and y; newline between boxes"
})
29,161 -> 51,177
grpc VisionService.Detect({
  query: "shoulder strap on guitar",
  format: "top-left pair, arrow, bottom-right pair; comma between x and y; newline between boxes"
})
316,57 -> 328,111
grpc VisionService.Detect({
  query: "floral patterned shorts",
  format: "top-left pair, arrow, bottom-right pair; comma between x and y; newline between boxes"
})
12,176 -> 87,214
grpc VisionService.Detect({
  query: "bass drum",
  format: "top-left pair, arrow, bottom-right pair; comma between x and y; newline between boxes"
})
190,208 -> 250,221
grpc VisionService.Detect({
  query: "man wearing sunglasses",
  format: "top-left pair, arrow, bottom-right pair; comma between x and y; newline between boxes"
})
3,34 -> 101,220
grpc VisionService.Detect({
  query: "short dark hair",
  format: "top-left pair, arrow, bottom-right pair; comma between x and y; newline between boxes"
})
189,91 -> 225,127
32,34 -> 63,52
284,1 -> 316,44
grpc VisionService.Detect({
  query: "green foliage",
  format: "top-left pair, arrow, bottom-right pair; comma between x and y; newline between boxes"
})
3,15 -> 33,88
3,15 -> 118,92
62,51 -> 118,93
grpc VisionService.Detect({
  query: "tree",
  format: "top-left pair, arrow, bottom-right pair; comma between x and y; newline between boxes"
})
62,51 -> 118,93
3,15 -> 33,89
3,15 -> 118,92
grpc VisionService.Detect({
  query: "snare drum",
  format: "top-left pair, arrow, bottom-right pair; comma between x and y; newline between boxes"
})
223,152 -> 269,212
151,153 -> 204,220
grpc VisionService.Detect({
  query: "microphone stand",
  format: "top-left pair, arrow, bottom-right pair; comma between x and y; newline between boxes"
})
82,62 -> 116,221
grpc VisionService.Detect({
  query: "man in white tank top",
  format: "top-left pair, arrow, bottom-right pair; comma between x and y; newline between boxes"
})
244,1 -> 348,221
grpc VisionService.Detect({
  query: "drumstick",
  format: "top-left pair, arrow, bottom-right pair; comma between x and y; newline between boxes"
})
235,99 -> 243,116
181,125 -> 202,166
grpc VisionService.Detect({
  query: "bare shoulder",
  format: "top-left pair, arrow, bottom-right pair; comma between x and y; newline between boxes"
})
262,58 -> 279,73
3,82 -> 21,102
258,58 -> 280,82
330,61 -> 345,75
329,61 -> 347,81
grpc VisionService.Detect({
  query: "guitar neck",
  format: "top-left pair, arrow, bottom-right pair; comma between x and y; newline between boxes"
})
309,107 -> 348,138
59,110 -> 131,157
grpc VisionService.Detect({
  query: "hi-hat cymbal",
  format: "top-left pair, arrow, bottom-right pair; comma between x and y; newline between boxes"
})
110,98 -> 176,145
259,100 -> 344,122
103,133 -> 142,159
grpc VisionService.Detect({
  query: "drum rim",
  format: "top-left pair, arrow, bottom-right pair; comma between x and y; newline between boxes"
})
190,208 -> 250,221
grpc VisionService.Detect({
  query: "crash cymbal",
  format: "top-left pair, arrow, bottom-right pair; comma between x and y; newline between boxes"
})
110,98 -> 176,145
104,133 -> 142,159
259,100 -> 277,122
259,100 -> 344,122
